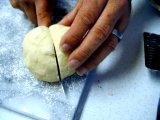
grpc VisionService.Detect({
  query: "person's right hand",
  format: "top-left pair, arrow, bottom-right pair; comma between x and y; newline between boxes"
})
10,0 -> 55,26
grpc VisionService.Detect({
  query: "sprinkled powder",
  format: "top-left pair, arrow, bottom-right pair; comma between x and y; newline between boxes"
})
0,0 -> 86,120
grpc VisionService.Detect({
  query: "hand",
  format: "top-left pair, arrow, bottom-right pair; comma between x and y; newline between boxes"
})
10,0 -> 55,26
59,0 -> 131,76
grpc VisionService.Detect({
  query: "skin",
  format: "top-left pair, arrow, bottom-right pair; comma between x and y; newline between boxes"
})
10,0 -> 131,76
10,0 -> 55,26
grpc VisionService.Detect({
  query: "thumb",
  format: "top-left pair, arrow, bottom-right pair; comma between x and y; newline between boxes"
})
35,0 -> 52,27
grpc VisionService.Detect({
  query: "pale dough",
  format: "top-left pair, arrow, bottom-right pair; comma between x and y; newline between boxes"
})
49,25 -> 75,80
23,24 -> 75,82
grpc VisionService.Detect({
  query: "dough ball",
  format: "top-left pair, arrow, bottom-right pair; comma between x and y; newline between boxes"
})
23,25 -> 74,82
49,24 -> 75,80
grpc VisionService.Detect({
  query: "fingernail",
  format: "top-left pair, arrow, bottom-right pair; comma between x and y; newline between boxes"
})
69,59 -> 81,69
61,44 -> 71,52
76,67 -> 87,76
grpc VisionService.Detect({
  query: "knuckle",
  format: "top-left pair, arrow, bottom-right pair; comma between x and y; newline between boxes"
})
65,34 -> 80,47
79,50 -> 89,61
74,48 -> 90,63
37,12 -> 49,20
105,12 -> 117,24
106,11 -> 113,18
79,12 -> 95,26
70,34 -> 80,43
93,26 -> 107,41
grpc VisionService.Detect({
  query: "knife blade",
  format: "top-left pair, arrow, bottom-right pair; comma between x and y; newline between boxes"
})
72,70 -> 95,120
53,44 -> 67,96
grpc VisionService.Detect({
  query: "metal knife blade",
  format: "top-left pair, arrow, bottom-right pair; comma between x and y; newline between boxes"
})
72,70 -> 95,120
53,44 -> 67,96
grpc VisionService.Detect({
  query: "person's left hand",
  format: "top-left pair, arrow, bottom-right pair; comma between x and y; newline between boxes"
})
10,0 -> 55,26
59,0 -> 131,76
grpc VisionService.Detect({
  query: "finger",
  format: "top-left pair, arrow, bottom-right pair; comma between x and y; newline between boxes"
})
76,10 -> 131,76
21,0 -> 37,25
76,35 -> 118,76
114,3 -> 131,33
59,0 -> 82,26
10,0 -> 25,12
60,0 -> 107,52
35,0 -> 52,26
59,5 -> 79,26
68,0 -> 127,69
10,0 -> 19,8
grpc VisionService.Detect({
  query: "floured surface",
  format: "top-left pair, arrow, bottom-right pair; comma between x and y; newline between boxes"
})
0,0 -> 86,120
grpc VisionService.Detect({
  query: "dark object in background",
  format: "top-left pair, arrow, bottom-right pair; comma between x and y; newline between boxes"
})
143,32 -> 160,71
153,0 -> 160,5
150,0 -> 160,11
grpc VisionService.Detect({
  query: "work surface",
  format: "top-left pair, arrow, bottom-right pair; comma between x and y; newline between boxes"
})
0,0 -> 160,120
0,0 -> 86,120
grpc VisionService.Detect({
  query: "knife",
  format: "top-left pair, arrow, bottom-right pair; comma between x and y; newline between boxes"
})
53,44 -> 67,96
72,70 -> 95,120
